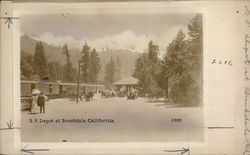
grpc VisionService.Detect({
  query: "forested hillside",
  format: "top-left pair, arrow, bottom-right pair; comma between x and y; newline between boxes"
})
20,35 -> 139,83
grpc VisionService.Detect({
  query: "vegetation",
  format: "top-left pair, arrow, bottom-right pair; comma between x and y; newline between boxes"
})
61,43 -> 76,81
33,41 -> 48,79
80,42 -> 91,83
20,14 -> 202,106
88,48 -> 101,83
162,14 -> 202,106
21,51 -> 34,80
104,56 -> 116,88
80,42 -> 101,84
133,14 -> 202,106
115,56 -> 122,81
20,35 -> 135,83
133,41 -> 163,97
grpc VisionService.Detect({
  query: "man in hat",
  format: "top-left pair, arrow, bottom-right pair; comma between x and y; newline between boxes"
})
37,91 -> 46,114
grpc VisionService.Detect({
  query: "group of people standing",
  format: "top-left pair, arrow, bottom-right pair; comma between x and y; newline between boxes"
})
30,89 -> 48,114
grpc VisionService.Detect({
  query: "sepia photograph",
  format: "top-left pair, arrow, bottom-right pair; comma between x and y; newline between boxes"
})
20,13 -> 203,142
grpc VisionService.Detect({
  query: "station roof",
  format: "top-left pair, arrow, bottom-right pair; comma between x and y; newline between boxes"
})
21,80 -> 104,87
60,82 -> 84,86
84,84 -> 105,87
113,76 -> 138,86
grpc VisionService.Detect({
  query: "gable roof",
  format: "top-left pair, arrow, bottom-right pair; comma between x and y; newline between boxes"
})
113,76 -> 138,85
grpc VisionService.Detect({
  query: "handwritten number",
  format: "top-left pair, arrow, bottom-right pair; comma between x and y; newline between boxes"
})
211,59 -> 233,66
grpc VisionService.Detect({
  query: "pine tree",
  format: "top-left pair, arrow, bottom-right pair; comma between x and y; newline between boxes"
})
188,14 -> 203,74
115,56 -> 122,81
89,48 -> 101,83
161,29 -> 188,103
159,14 -> 203,105
133,53 -> 150,96
80,42 -> 90,83
104,56 -> 116,86
47,61 -> 58,81
148,40 -> 159,63
187,14 -> 203,105
33,41 -> 47,79
133,42 -> 163,97
61,43 -> 75,81
21,51 -> 33,80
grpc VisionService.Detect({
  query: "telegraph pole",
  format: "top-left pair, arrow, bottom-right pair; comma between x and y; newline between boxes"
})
76,60 -> 80,103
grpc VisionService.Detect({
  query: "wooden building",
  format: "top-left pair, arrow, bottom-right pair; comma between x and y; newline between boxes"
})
113,76 -> 138,92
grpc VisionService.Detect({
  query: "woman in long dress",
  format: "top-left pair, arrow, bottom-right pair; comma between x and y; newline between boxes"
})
30,94 -> 39,114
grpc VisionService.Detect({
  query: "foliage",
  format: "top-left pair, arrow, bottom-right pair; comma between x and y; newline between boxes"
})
133,53 -> 150,96
187,14 -> 203,105
160,14 -> 203,106
115,56 -> 122,81
21,51 -> 33,80
104,56 -> 116,88
47,61 -> 64,81
61,43 -> 75,81
33,41 -> 48,79
80,42 -> 91,83
133,14 -> 203,106
22,46 -> 58,81
80,42 -> 101,84
21,40 -> 100,84
88,48 -> 101,83
148,40 -> 159,63
133,41 -> 164,97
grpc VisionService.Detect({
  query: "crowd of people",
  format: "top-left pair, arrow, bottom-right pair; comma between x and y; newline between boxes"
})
99,88 -> 138,100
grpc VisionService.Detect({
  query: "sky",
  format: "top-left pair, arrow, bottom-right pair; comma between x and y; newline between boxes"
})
20,14 -> 196,54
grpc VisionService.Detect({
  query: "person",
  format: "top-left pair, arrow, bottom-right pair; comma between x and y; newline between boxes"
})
37,91 -> 46,114
30,94 -> 39,114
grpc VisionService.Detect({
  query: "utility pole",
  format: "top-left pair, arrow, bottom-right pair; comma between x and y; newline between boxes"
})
76,60 -> 80,103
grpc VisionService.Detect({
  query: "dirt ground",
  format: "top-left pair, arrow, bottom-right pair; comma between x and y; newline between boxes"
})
21,94 -> 204,142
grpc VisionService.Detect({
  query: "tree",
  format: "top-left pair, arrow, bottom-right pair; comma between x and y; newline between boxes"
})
187,14 -> 203,105
161,29 -> 191,103
188,14 -> 202,43
104,56 -> 116,87
88,48 -> 101,83
148,40 -> 159,63
61,43 -> 75,81
162,29 -> 187,78
160,14 -> 203,106
115,56 -> 122,81
133,53 -> 149,96
33,41 -> 47,79
188,14 -> 203,74
133,41 -> 163,97
21,50 -> 33,80
47,60 -> 66,82
80,42 -> 90,83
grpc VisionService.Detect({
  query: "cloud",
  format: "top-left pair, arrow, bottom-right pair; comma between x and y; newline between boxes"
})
88,31 -> 149,52
32,25 -> 188,56
33,33 -> 82,49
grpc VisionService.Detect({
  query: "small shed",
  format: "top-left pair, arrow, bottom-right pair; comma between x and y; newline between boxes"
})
113,76 -> 138,92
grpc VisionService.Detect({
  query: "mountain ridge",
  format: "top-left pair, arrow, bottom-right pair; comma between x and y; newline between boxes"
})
20,34 -> 139,81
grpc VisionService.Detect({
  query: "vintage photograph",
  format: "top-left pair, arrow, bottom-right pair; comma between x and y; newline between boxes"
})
20,13 -> 203,142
